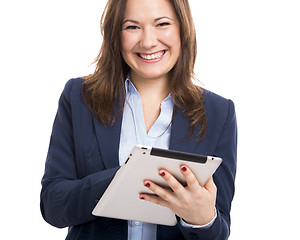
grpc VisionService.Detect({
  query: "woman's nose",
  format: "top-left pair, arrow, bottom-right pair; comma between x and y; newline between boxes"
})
140,27 -> 157,49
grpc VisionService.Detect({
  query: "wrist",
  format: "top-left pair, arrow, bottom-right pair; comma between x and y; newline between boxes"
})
181,207 -> 217,228
184,207 -> 216,226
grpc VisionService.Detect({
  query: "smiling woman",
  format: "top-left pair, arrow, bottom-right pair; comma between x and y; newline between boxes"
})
40,0 -> 237,239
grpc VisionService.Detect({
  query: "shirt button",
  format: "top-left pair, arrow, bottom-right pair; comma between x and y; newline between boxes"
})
134,221 -> 140,226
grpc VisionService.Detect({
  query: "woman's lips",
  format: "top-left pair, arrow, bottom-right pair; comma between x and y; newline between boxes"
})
136,50 -> 167,62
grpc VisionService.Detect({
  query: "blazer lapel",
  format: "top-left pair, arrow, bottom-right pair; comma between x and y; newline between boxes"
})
170,107 -> 213,156
170,107 -> 206,155
93,103 -> 123,169
169,108 -> 195,153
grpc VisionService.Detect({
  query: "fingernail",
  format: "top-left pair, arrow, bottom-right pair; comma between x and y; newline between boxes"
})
140,196 -> 145,200
159,171 -> 165,177
145,182 -> 151,188
181,166 -> 187,172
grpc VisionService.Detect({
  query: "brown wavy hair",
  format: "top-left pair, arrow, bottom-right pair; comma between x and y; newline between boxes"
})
82,0 -> 206,140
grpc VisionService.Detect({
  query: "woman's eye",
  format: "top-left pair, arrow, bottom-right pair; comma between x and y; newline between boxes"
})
125,25 -> 139,30
157,22 -> 170,27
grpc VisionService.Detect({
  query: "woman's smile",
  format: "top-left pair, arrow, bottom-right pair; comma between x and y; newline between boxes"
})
137,50 -> 167,62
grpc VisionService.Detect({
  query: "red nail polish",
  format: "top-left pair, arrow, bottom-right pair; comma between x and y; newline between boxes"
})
160,171 -> 165,177
145,183 -> 151,188
181,166 -> 187,172
140,196 -> 145,200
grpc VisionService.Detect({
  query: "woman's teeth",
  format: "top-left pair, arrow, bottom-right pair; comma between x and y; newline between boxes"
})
139,51 -> 165,60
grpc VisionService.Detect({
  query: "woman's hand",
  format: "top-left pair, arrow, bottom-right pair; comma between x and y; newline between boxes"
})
139,165 -> 217,226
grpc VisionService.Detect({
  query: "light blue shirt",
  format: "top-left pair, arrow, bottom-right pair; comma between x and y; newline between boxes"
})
119,77 -> 216,240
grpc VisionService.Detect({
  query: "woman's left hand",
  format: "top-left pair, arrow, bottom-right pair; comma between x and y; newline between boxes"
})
139,165 -> 217,225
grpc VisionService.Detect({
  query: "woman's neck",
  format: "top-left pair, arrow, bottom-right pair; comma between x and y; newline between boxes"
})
130,73 -> 170,102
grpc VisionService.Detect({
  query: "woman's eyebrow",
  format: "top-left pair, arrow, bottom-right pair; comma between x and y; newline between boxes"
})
123,19 -> 139,25
154,16 -> 174,22
123,17 -> 174,25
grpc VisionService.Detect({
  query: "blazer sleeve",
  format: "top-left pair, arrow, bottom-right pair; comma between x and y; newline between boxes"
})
178,99 -> 237,240
40,80 -> 119,228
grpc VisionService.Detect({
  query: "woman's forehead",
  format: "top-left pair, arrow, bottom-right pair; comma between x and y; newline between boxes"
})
123,0 -> 177,21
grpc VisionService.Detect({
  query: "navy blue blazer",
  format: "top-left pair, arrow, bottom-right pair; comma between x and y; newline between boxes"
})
40,78 -> 237,240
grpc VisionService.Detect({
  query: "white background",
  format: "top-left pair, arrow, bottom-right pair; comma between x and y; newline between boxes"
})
0,0 -> 299,239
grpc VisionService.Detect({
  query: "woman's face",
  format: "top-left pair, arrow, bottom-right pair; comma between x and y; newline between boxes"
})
121,0 -> 181,82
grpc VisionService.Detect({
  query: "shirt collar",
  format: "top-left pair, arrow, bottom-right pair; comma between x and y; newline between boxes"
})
125,76 -> 138,96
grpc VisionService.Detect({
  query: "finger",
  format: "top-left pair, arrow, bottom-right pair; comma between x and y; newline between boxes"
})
139,193 -> 169,208
158,169 -> 185,194
204,176 -> 217,193
180,165 -> 201,191
143,180 -> 176,203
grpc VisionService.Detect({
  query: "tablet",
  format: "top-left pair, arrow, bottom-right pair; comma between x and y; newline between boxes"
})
92,145 -> 222,226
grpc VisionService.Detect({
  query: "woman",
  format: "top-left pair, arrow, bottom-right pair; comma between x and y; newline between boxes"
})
40,0 -> 237,239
